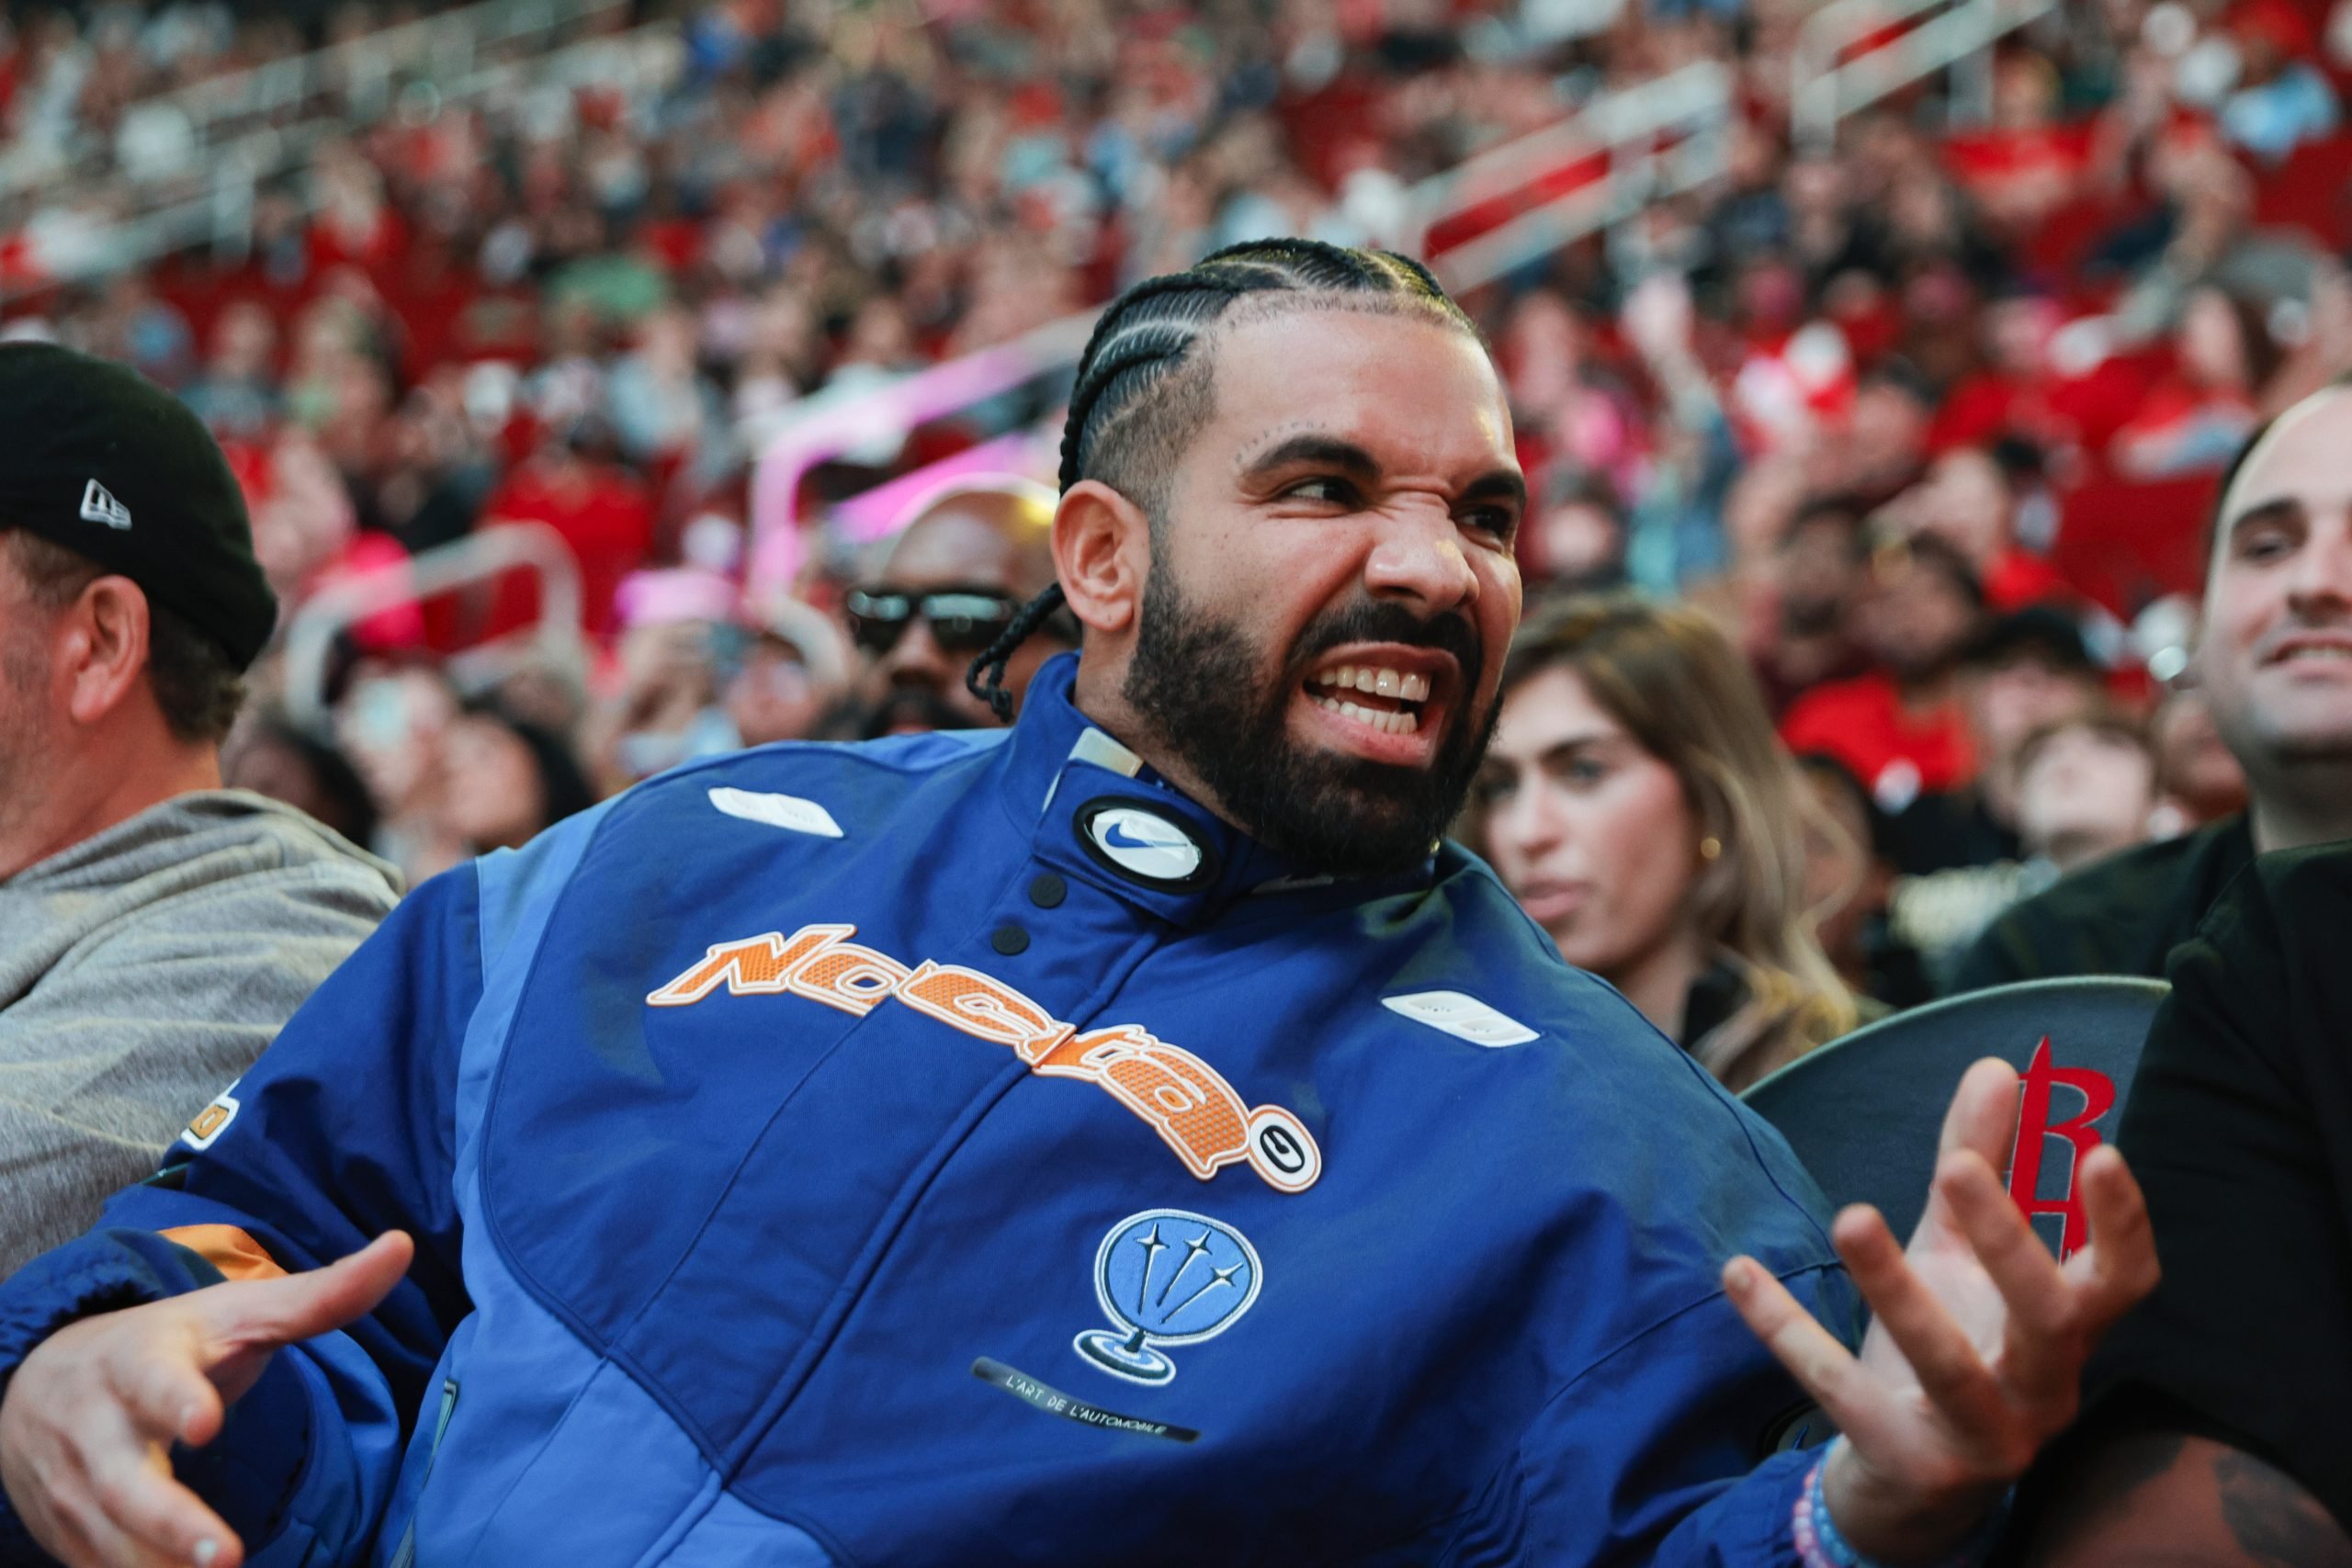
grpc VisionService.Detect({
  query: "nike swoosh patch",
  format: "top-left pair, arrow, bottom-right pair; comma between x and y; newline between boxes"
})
1104,824 -> 1186,850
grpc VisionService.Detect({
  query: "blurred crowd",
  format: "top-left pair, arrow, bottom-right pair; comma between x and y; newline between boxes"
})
3,0 -> 2350,1047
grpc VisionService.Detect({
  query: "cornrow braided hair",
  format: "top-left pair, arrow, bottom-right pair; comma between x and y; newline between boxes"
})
966,238 -> 1473,719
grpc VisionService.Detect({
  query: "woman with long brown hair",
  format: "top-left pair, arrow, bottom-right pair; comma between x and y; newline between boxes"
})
1465,594 -> 1859,1090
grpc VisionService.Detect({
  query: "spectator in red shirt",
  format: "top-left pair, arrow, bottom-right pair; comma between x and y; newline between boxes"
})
1781,533 -> 1987,811
2111,286 -> 2282,479
1927,290 -> 2075,457
1898,444 -> 2071,611
476,422 -> 654,639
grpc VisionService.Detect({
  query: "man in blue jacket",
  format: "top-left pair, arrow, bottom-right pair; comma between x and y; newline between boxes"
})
0,243 -> 2154,1568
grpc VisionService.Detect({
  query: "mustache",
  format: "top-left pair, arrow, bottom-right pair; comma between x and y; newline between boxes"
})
860,684 -> 976,739
1287,599 -> 1484,689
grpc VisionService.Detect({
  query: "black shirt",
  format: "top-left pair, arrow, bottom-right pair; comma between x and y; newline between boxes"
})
2073,841 -> 2352,1529
1945,815 -> 2256,995
1885,789 -> 2019,877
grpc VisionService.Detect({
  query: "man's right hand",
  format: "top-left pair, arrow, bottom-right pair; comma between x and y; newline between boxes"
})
0,1233 -> 413,1568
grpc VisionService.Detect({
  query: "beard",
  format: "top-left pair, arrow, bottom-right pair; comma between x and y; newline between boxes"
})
1780,593 -> 1842,639
1121,564 -> 1498,877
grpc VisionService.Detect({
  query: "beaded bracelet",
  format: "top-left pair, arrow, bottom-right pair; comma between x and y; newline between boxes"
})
1792,1444 -> 2007,1568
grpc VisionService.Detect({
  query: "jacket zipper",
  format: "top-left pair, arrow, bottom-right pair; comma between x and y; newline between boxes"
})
385,1378 -> 460,1568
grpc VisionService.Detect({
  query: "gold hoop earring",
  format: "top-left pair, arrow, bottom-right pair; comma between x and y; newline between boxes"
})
1698,835 -> 1723,862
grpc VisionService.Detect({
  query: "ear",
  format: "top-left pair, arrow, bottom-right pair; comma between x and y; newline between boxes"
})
59,577 -> 153,728
1054,479 -> 1151,638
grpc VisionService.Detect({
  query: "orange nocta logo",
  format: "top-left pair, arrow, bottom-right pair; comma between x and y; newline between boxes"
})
648,924 -> 1323,1193
2006,1037 -> 2117,1261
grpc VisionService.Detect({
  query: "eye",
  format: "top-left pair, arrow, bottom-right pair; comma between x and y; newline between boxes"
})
1460,505 -> 1519,542
1283,475 -> 1362,507
1557,756 -> 1609,788
2238,527 -> 2296,563
1469,771 -> 1517,809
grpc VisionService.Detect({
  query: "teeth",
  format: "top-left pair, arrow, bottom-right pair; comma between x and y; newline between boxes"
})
2286,645 -> 2352,660
1311,694 -> 1420,735
1312,665 -> 1432,704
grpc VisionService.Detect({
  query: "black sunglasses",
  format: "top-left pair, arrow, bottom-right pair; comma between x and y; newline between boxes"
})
845,586 -> 1024,656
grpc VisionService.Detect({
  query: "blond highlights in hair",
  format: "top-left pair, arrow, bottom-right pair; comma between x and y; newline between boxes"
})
1489,594 -> 1858,1089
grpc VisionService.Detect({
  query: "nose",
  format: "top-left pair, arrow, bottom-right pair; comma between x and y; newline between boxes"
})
2286,512 -> 2352,617
881,617 -> 950,688
1363,501 -> 1479,617
1490,775 -> 1565,865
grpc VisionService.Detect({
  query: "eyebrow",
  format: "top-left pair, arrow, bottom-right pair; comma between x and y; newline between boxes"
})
1536,732 -> 1629,764
1240,434 -> 1380,484
1238,434 -> 1529,512
1464,468 -> 1530,513
1482,731 -> 1631,773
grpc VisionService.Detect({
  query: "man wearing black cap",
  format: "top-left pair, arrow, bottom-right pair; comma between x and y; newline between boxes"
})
0,342 -> 401,1272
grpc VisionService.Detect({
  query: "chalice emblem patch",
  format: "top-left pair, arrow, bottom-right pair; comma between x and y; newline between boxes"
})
1073,1209 -> 1262,1386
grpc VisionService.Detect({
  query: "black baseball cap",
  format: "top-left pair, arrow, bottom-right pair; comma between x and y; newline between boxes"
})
1962,604 -> 2096,674
0,342 -> 276,670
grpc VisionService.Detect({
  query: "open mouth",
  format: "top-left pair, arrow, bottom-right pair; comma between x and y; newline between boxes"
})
2268,640 -> 2352,668
1306,662 -> 1433,737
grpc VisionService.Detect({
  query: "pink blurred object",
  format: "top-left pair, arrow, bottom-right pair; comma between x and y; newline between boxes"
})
613,566 -> 742,630
315,533 -> 428,652
831,433 -> 1050,543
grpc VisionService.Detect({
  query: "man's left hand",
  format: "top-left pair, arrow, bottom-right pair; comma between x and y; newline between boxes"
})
1724,1056 -> 2161,1562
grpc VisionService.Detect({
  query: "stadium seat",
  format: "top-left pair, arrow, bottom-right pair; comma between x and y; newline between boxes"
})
1740,976 -> 2167,1259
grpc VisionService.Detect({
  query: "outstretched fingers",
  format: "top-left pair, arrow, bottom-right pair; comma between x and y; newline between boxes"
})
50,1401 -> 241,1568
194,1233 -> 413,1357
105,1337 -> 221,1452
1932,1150 -> 2084,1402
1829,1202 -> 2013,1444
1724,1255 -> 1909,1460
2063,1145 -> 2161,1332
1938,1059 -> 2025,1176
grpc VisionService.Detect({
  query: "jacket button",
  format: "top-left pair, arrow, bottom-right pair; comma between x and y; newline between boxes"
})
1028,873 -> 1067,909
991,924 -> 1031,956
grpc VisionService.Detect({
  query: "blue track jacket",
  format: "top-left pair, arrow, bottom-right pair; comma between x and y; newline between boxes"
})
0,655 -> 1855,1566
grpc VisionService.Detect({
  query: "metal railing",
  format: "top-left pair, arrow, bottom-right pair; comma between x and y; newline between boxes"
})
830,428 -> 1060,544
282,522 -> 587,736
0,18 -> 681,301
1408,61 -> 1734,292
1792,0 -> 2061,151
745,63 -> 1737,579
746,311 -> 1098,599
0,0 -> 629,201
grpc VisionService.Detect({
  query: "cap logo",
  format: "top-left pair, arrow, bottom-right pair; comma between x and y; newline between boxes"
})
1077,798 -> 1216,890
79,479 -> 130,530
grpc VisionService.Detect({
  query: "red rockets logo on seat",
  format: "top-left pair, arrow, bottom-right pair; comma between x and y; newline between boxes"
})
648,924 -> 1322,1193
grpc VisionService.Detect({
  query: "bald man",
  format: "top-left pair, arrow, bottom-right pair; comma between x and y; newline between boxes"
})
845,479 -> 1078,736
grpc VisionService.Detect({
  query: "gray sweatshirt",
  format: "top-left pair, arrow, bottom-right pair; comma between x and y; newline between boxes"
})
0,790 -> 401,1274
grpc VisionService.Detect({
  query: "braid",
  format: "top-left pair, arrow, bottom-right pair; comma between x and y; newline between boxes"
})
966,583 -> 1071,720
972,238 -> 1477,721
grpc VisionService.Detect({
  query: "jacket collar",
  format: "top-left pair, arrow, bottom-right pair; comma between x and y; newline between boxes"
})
994,652 -> 1433,928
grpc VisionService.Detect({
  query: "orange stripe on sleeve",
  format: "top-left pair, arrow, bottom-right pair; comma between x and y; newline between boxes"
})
157,1224 -> 289,1284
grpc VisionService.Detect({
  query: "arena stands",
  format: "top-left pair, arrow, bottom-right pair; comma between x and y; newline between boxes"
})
0,0 -> 2343,976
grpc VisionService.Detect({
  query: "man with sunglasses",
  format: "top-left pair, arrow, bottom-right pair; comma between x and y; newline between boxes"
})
847,477 -> 1078,737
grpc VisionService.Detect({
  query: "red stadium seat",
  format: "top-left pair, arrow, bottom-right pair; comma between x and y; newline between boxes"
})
2250,130 -> 2352,252
2050,473 -> 2220,616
